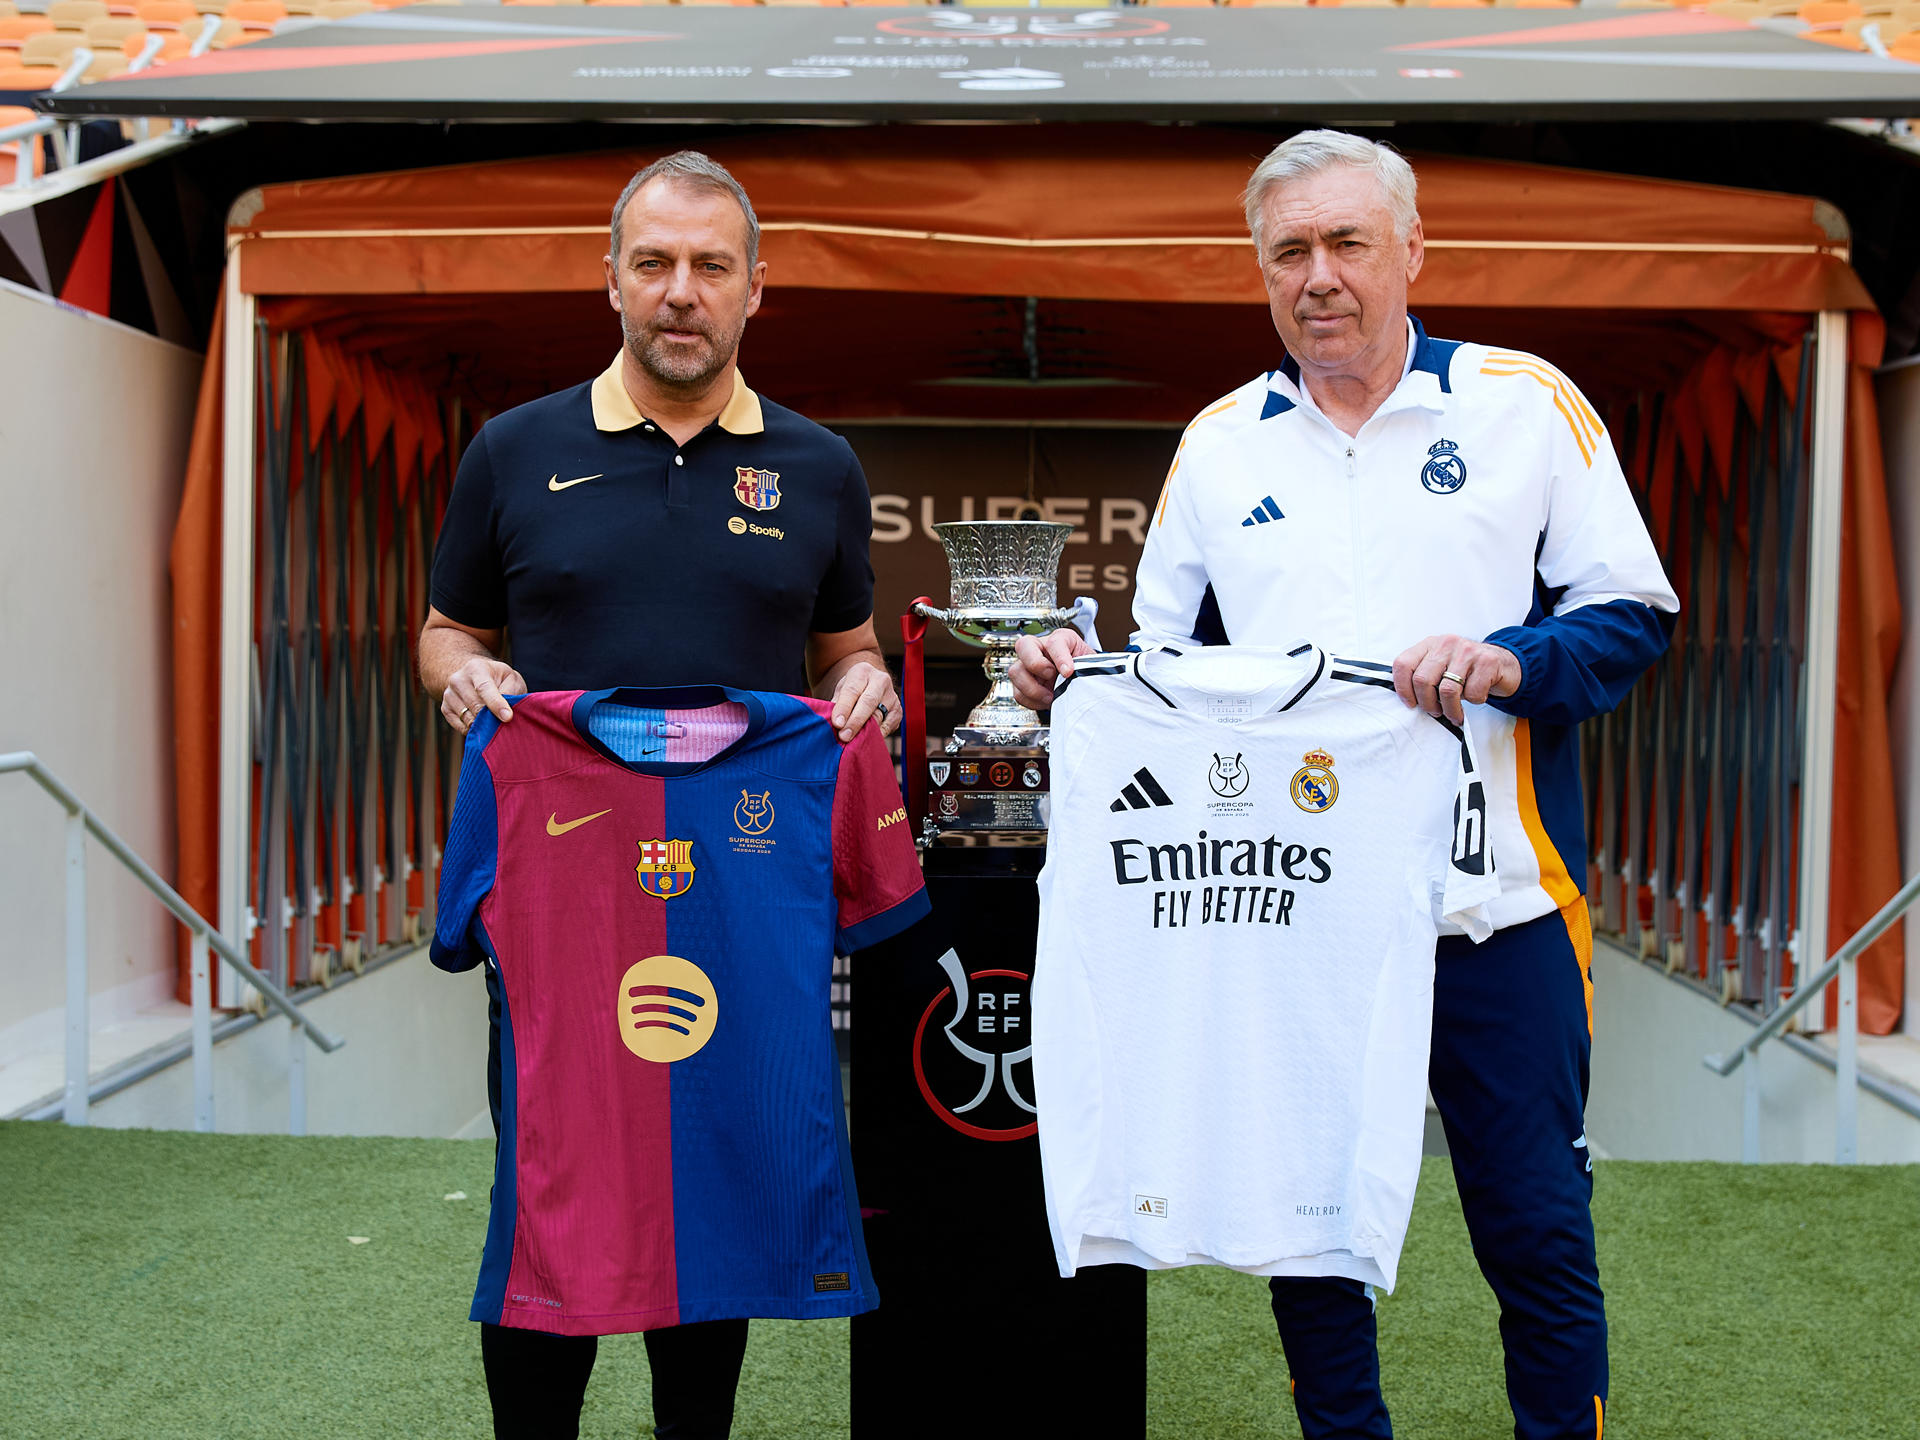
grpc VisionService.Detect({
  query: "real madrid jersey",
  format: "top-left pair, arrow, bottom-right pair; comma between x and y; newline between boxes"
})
1034,644 -> 1499,1291
432,687 -> 928,1336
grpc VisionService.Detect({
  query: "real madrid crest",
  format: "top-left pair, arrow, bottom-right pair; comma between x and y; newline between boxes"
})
1291,749 -> 1339,813
1421,438 -> 1467,495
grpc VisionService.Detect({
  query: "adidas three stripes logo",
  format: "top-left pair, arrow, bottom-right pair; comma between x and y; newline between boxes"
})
1241,496 -> 1285,527
1111,768 -> 1174,812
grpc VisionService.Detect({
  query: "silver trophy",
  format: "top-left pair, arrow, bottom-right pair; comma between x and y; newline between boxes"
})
913,520 -> 1075,837
914,520 -> 1076,746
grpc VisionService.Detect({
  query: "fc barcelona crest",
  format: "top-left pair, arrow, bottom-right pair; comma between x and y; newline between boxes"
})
636,838 -> 696,898
734,467 -> 781,512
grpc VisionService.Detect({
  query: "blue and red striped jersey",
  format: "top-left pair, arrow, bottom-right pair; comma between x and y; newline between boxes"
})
432,687 -> 928,1336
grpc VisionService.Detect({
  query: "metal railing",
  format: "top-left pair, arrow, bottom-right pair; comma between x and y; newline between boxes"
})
1705,870 -> 1920,1164
0,751 -> 344,1135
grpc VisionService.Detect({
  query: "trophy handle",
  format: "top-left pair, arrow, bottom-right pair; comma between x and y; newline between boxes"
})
912,601 -> 954,626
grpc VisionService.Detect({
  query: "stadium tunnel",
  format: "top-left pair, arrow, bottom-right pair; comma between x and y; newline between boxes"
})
168,123 -> 1904,1034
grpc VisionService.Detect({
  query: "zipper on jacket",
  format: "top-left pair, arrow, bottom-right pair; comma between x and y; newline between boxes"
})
1345,444 -> 1368,651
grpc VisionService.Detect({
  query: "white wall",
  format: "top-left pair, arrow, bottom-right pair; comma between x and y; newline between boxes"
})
1587,939 -> 1920,1164
90,948 -> 493,1138
1876,357 -> 1920,1040
0,280 -> 201,1040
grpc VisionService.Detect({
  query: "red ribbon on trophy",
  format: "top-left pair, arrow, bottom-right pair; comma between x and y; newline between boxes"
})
902,599 -> 932,834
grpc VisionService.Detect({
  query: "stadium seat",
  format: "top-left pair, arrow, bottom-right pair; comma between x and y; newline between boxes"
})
587,0 -> 675,6
0,60 -> 57,88
18,28 -> 81,61
85,14 -> 144,42
47,0 -> 109,27
224,0 -> 284,26
0,14 -> 55,44
135,0 -> 195,25
315,0 -> 372,13
123,25 -> 184,56
81,45 -> 124,73
1798,0 -> 1861,18
0,2 -> 17,16
192,0 -> 228,14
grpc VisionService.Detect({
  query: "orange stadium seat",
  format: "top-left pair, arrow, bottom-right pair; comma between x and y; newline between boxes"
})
0,14 -> 54,44
1799,0 -> 1862,19
136,0 -> 196,23
0,60 -> 57,87
125,25 -> 185,55
47,0 -> 110,27
85,14 -> 144,42
224,0 -> 284,26
19,29 -> 81,62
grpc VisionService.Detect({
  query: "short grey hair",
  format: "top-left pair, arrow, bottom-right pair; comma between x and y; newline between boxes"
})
610,150 -> 761,268
1242,130 -> 1419,253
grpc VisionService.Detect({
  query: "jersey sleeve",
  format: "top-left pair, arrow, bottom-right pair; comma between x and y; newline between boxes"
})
831,720 -> 930,952
1130,427 -> 1226,648
430,424 -> 508,630
1483,363 -> 1679,727
1429,714 -> 1501,943
809,443 -> 877,637
430,718 -> 501,973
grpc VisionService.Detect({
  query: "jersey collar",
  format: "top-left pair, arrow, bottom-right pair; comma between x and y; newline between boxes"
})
589,353 -> 766,436
569,685 -> 768,776
1266,315 -> 1455,425
1126,641 -> 1327,718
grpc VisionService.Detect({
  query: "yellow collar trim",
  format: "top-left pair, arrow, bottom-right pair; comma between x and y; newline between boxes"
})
590,353 -> 764,436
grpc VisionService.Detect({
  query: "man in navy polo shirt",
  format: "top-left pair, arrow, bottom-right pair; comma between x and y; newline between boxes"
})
421,151 -> 898,1440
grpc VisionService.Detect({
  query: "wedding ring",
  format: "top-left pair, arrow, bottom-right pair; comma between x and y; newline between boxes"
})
1440,670 -> 1465,687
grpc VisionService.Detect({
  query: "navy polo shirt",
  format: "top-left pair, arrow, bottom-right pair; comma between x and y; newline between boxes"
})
430,355 -> 875,695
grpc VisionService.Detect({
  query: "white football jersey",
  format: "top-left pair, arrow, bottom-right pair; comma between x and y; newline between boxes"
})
1034,643 -> 1500,1291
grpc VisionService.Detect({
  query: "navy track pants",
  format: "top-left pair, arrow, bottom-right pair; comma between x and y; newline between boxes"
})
1271,899 -> 1607,1440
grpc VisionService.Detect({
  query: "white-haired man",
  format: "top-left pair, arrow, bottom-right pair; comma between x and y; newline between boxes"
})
1013,131 -> 1677,1440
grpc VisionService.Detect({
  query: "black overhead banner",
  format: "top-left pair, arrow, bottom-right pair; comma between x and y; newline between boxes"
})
39,4 -> 1920,122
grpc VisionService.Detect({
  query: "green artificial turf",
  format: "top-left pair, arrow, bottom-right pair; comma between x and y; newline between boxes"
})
2,1123 -> 1916,1439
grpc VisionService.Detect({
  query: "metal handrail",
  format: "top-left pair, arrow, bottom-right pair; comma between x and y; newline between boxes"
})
0,751 -> 344,1130
1704,868 -> 1920,1163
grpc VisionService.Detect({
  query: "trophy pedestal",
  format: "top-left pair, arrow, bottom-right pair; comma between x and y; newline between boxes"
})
848,852 -> 1147,1439
928,734 -> 1051,837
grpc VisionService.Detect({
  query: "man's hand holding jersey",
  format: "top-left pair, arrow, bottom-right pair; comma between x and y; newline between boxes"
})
1011,629 -> 1098,713
1393,635 -> 1521,725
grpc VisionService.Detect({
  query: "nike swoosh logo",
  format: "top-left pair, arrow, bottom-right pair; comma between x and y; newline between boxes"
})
548,473 -> 604,492
546,808 -> 612,837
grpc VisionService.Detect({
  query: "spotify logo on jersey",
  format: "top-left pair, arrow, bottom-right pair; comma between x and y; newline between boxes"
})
618,954 -> 719,1062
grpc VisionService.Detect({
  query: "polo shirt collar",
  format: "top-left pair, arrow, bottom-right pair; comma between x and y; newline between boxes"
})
589,353 -> 765,436
1266,315 -> 1454,423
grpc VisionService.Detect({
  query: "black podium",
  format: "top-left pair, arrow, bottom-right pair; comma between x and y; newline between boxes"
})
849,846 -> 1148,1439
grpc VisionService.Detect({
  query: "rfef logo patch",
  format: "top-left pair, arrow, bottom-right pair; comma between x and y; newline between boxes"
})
734,467 -> 781,511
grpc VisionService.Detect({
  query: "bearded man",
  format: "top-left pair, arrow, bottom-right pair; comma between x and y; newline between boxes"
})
421,150 -> 897,1440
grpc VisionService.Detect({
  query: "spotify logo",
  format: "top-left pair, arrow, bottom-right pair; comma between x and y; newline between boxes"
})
618,954 -> 719,1063
727,516 -> 748,535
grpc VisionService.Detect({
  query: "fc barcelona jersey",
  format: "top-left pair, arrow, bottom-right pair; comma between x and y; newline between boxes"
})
431,687 -> 929,1337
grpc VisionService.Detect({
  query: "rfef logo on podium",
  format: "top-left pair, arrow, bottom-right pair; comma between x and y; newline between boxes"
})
911,949 -> 1038,1142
